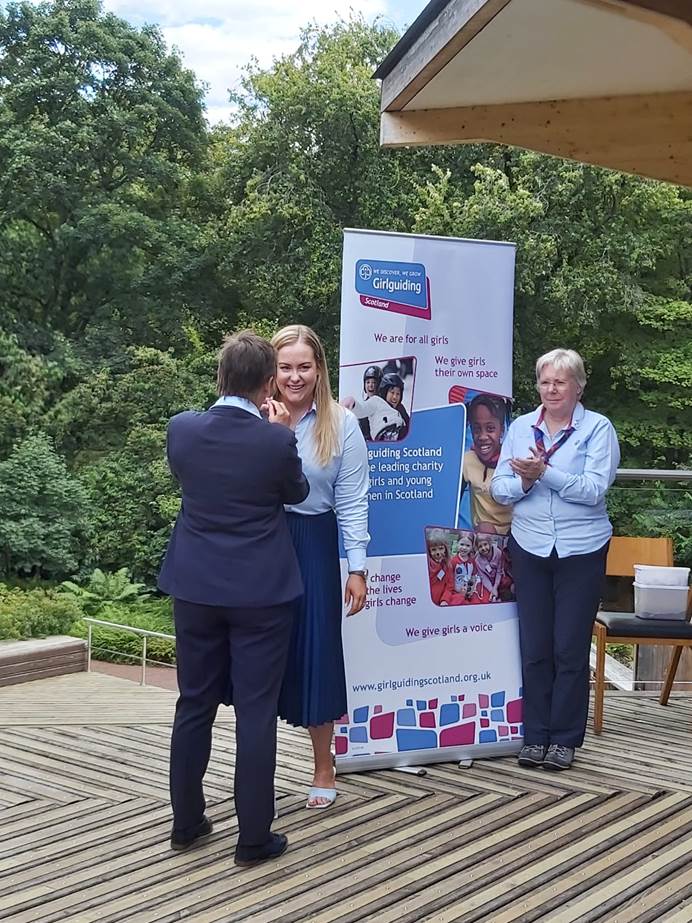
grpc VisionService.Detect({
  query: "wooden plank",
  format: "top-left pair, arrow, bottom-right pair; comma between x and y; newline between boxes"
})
380,0 -> 512,112
438,797 -> 692,922
0,652 -> 87,677
594,863 -> 692,921
605,536 -> 673,575
380,92 -> 692,186
0,637 -> 87,687
0,637 -> 87,662
337,792 -> 648,923
1,673 -> 692,923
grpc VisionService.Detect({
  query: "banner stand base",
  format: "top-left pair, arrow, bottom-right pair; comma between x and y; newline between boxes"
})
393,765 -> 428,777
336,740 -> 522,774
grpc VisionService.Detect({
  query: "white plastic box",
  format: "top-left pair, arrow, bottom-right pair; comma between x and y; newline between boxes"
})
633,564 -> 690,587
634,582 -> 690,620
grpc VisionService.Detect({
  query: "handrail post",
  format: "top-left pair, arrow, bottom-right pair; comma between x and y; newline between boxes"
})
141,636 -> 147,687
87,624 -> 92,673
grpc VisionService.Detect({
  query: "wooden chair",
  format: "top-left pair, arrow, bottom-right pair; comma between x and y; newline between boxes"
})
593,536 -> 692,734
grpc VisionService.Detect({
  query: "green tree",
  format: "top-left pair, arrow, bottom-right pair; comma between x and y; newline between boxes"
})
47,344 -> 216,460
0,330 -> 76,455
78,424 -> 179,582
0,0 -> 209,355
413,156 -> 692,467
0,432 -> 90,578
209,17 -> 474,349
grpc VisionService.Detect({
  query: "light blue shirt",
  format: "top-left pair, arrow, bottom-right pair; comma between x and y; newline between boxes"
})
213,395 -> 261,417
490,403 -> 620,558
286,405 -> 370,572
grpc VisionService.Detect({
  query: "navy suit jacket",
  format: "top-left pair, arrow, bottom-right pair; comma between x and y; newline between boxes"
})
158,405 -> 309,608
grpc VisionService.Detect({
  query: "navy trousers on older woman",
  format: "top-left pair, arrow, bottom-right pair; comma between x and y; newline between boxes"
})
509,536 -> 609,748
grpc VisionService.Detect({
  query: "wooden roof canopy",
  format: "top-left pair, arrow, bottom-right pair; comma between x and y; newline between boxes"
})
374,0 -> 692,185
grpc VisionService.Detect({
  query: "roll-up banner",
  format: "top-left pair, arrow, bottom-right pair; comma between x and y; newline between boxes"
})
336,228 -> 522,772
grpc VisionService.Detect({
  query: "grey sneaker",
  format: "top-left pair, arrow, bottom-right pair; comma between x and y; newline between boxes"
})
543,744 -> 575,771
517,744 -> 547,767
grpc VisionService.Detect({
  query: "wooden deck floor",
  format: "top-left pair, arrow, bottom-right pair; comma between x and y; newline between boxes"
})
1,673 -> 692,923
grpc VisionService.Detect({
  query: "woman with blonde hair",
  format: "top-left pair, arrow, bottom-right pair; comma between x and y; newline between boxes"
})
272,324 -> 369,808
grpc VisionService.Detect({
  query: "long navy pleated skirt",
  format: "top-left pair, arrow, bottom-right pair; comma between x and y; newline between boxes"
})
278,510 -> 347,728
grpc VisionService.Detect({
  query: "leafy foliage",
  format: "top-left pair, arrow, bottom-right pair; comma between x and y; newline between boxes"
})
0,0 -> 209,354
70,598 -> 176,663
413,158 -> 692,466
608,484 -> 692,567
0,584 -> 83,639
59,567 -> 150,616
0,433 -> 90,579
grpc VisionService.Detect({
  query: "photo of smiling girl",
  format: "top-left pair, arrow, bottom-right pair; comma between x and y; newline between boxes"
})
461,394 -> 512,535
475,533 -> 504,602
440,532 -> 480,607
424,526 -> 514,607
426,528 -> 451,606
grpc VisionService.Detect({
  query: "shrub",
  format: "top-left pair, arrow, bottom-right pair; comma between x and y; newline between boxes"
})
0,585 -> 84,640
608,483 -> 692,567
0,433 -> 91,580
59,567 -> 150,616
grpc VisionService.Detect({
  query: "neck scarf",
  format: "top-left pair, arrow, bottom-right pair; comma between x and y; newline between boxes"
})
532,408 -> 574,464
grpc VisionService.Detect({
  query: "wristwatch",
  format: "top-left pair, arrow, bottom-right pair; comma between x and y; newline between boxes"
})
349,570 -> 368,579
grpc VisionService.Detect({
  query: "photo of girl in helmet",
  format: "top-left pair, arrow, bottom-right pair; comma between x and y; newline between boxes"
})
359,365 -> 383,440
340,356 -> 415,443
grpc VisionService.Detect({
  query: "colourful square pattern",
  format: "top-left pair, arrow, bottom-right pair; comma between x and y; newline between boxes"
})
335,689 -> 523,756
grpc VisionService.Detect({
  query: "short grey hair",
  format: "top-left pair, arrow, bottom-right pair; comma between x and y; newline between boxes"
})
535,348 -> 586,394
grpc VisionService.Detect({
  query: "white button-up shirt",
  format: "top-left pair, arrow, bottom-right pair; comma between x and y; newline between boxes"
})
286,404 -> 370,572
490,402 -> 620,557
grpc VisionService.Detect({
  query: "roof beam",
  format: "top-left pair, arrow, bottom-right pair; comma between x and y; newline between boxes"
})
380,0 -> 512,113
581,0 -> 692,50
380,92 -> 692,186
613,0 -> 692,25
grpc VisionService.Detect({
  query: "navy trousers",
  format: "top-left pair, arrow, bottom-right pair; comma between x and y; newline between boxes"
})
169,599 -> 294,847
509,536 -> 609,748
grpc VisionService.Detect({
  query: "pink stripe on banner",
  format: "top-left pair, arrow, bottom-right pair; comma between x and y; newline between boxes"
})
359,277 -> 432,320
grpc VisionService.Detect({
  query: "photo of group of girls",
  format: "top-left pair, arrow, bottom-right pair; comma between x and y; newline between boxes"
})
341,356 -> 415,442
425,527 -> 514,607
454,389 -> 512,534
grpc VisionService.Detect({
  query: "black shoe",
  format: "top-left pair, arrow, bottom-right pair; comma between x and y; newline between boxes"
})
517,744 -> 547,767
170,816 -> 214,852
234,832 -> 289,868
543,744 -> 575,771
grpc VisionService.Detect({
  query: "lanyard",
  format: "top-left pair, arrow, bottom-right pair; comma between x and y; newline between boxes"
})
532,409 -> 574,464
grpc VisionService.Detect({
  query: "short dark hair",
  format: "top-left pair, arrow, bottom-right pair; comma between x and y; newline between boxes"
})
466,393 -> 507,425
217,331 -> 276,398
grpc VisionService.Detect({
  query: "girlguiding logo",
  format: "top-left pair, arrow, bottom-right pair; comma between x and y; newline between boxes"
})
356,259 -> 432,320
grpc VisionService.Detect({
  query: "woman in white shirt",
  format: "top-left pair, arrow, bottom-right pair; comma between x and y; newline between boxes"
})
272,325 -> 370,808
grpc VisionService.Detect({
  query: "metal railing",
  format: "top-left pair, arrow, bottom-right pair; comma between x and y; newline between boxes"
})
615,469 -> 692,481
81,469 -> 690,692
83,617 -> 175,687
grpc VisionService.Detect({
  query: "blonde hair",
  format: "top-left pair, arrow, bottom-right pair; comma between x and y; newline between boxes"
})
535,348 -> 586,394
271,324 -> 341,467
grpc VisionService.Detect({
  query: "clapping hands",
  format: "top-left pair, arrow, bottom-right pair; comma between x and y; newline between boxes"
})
510,446 -> 546,492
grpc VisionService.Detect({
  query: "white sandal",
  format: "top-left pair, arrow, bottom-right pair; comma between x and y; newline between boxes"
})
306,787 -> 337,810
